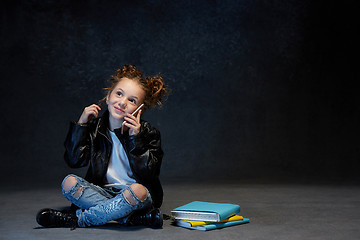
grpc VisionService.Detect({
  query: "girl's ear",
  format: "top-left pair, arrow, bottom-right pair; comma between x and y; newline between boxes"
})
106,94 -> 110,104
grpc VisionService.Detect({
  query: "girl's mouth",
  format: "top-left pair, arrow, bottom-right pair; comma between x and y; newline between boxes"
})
114,106 -> 125,114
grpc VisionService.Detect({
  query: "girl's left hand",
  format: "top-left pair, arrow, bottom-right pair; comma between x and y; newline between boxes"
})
122,110 -> 142,136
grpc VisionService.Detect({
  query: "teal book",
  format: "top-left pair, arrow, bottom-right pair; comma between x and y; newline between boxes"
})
171,201 -> 241,222
176,218 -> 250,231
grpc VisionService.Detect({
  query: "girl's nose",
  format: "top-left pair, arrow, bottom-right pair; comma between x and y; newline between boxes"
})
119,99 -> 126,108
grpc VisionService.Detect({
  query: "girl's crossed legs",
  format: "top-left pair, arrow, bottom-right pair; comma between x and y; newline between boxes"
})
61,174 -> 152,227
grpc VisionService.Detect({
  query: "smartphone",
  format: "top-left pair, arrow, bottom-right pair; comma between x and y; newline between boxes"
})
121,103 -> 144,134
130,103 -> 144,117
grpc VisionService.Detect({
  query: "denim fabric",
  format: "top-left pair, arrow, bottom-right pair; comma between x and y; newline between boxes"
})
61,174 -> 152,227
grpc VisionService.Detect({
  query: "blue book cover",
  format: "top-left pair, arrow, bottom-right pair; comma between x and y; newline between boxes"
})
171,201 -> 241,222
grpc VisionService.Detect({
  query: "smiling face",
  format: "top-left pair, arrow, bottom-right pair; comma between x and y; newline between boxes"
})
106,77 -> 146,130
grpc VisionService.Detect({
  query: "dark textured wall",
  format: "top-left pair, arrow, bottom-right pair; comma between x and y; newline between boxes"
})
1,0 -> 359,187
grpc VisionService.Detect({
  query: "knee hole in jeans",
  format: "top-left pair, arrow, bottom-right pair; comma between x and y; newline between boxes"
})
62,175 -> 77,192
73,186 -> 83,198
123,183 -> 147,206
62,175 -> 83,198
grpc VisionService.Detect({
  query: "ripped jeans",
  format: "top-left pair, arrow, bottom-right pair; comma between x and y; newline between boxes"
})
61,174 -> 152,227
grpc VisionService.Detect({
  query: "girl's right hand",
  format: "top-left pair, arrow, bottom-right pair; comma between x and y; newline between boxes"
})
78,104 -> 101,124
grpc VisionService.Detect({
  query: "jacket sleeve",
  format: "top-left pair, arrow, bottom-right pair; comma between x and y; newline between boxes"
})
64,122 -> 91,168
124,122 -> 164,181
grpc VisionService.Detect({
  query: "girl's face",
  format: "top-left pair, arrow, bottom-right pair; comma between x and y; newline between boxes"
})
106,77 -> 145,128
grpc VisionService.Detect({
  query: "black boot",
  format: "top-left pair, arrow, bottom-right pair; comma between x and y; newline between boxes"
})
36,208 -> 78,229
126,208 -> 163,228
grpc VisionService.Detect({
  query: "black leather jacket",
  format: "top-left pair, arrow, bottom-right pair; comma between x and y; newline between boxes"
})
64,110 -> 164,208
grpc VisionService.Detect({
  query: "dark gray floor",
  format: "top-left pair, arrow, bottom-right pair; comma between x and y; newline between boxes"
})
1,182 -> 359,240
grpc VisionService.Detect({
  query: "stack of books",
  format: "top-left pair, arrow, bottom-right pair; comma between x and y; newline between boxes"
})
171,201 -> 250,231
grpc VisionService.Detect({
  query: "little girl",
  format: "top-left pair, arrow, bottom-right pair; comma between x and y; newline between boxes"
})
36,64 -> 168,229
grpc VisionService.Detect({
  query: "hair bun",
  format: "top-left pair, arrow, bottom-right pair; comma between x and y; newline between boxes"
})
145,75 -> 167,107
114,64 -> 142,80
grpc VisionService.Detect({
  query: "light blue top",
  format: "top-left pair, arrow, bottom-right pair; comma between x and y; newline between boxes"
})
105,130 -> 136,189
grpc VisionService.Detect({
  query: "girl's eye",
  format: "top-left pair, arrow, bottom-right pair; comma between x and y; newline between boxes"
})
117,91 -> 123,97
129,98 -> 136,104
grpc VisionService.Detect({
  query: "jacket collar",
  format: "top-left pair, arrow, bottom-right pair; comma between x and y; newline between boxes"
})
97,110 -> 112,142
97,110 -> 128,142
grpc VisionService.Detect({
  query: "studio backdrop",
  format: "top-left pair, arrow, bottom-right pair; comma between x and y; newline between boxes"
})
0,0 -> 358,188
